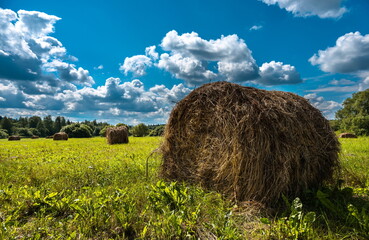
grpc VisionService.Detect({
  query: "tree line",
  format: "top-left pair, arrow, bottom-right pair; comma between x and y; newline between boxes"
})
0,115 -> 165,139
2,87 -> 367,139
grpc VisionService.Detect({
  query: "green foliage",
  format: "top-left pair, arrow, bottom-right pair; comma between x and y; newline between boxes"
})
336,89 -> 369,135
43,115 -> 54,136
149,125 -> 165,136
0,137 -> 242,239
340,116 -> 369,136
0,136 -> 368,239
61,123 -> 93,138
263,198 -> 316,239
15,127 -> 33,137
1,117 -> 13,135
0,129 -> 8,139
99,125 -> 113,137
348,204 -> 369,236
329,120 -> 341,132
131,123 -> 149,137
28,116 -> 42,128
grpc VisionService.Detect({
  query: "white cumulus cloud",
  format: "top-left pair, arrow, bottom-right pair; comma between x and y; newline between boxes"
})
120,55 -> 152,77
304,93 -> 341,119
310,32 -> 369,74
259,61 -> 302,85
0,8 -> 94,92
260,0 -> 347,19
157,30 -> 259,85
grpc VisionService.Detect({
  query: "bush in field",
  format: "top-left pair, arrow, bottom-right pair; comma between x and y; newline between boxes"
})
149,125 -> 165,136
99,125 -> 112,137
131,123 -> 149,137
0,129 -> 8,139
60,123 -> 93,138
16,128 -> 34,137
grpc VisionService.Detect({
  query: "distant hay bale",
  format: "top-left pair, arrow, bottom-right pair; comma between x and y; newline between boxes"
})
46,135 -> 54,139
31,135 -> 39,139
53,132 -> 68,140
106,126 -> 129,144
161,81 -> 340,205
8,136 -> 21,141
338,133 -> 357,138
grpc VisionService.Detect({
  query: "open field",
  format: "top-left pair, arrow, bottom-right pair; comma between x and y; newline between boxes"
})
0,137 -> 368,239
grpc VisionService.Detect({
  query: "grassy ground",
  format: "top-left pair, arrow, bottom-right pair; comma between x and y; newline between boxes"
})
0,136 -> 368,239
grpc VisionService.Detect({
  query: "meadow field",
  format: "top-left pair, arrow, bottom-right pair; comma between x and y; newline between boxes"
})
0,137 -> 368,239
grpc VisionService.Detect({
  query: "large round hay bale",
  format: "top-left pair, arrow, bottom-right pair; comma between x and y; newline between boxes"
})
161,81 -> 340,204
338,132 -> 357,138
31,135 -> 39,139
53,132 -> 68,140
8,136 -> 21,141
106,126 -> 129,144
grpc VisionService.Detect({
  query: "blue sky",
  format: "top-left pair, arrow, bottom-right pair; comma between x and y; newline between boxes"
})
1,0 -> 369,124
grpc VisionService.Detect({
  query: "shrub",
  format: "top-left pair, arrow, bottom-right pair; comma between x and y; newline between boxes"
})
131,123 -> 149,137
0,129 -> 9,139
60,123 -> 93,138
149,125 -> 165,136
15,128 -> 33,137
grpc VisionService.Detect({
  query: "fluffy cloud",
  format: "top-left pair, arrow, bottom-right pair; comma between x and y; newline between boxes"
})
145,46 -> 159,60
158,53 -> 217,84
120,55 -> 152,77
53,78 -> 191,119
119,45 -> 159,77
0,81 -> 27,108
15,10 -> 60,38
258,61 -> 302,85
45,60 -> 94,86
125,30 -> 301,86
304,93 -> 341,118
310,32 -> 369,73
0,8 -> 94,93
261,0 -> 347,19
158,30 -> 259,85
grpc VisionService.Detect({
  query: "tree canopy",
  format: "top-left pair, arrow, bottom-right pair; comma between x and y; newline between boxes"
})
335,88 -> 369,136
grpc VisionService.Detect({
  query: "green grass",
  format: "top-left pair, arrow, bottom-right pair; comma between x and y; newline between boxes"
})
0,136 -> 368,239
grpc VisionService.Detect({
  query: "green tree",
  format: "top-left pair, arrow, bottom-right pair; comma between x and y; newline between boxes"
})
18,117 -> 28,128
336,88 -> 369,135
43,115 -> 54,135
1,117 -> 13,135
36,121 -> 47,137
0,129 -> 8,139
131,123 -> 149,137
28,116 -> 42,128
54,116 -> 63,133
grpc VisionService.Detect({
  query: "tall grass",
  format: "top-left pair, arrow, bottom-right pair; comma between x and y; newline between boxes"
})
0,137 -> 368,239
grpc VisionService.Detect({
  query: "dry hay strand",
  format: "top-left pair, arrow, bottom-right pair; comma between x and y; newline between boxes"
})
106,126 -> 129,144
339,132 -> 357,138
8,136 -> 21,141
160,81 -> 340,205
31,135 -> 39,139
53,132 -> 68,140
